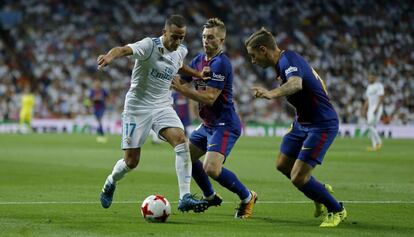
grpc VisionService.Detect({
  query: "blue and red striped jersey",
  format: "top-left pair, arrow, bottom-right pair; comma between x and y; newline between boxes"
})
182,52 -> 240,127
276,50 -> 338,126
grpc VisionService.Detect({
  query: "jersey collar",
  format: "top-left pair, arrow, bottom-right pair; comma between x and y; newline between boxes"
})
158,36 -> 169,54
204,50 -> 223,61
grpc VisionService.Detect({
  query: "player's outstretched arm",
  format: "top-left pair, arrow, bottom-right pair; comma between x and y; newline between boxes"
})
97,46 -> 133,70
252,76 -> 302,99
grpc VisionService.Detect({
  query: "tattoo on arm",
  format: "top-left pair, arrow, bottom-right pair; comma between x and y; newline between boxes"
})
273,76 -> 302,97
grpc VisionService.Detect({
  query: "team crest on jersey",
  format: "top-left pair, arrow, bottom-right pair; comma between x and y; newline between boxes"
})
124,137 -> 131,145
285,66 -> 298,76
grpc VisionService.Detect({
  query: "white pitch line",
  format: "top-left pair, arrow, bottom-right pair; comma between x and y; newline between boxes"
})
1,200 -> 414,205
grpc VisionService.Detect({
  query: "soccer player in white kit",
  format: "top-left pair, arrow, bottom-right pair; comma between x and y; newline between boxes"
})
97,15 -> 208,212
363,74 -> 384,151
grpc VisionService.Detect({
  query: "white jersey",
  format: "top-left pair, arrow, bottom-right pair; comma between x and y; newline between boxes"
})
125,36 -> 188,112
365,81 -> 384,115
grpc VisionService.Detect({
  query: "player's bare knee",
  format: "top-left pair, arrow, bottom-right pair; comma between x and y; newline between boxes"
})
175,134 -> 187,146
276,162 -> 286,173
169,135 -> 187,148
203,165 -> 220,179
124,151 -> 140,169
290,173 -> 308,188
276,162 -> 291,178
124,158 -> 139,169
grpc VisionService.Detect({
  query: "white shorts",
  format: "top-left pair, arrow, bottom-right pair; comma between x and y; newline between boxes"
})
121,106 -> 184,149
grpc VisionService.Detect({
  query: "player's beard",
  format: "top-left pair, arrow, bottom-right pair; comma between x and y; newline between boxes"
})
204,45 -> 219,58
169,43 -> 179,51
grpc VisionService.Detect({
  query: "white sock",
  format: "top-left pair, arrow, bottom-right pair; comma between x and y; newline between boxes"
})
205,192 -> 216,200
174,143 -> 192,199
374,129 -> 382,146
368,126 -> 380,147
105,159 -> 131,185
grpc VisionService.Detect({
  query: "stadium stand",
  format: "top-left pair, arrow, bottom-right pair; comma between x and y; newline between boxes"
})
0,0 -> 413,125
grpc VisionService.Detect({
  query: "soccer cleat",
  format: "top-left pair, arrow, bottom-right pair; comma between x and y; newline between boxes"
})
100,182 -> 116,209
314,184 -> 334,218
96,136 -> 108,143
320,203 -> 347,227
203,193 -> 223,208
234,191 -> 257,219
366,144 -> 382,152
178,193 -> 208,213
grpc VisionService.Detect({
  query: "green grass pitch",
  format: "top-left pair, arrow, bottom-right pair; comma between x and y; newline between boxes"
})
0,134 -> 413,237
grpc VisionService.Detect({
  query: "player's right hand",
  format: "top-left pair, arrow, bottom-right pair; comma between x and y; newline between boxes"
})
251,87 -> 272,100
97,55 -> 111,70
200,66 -> 211,80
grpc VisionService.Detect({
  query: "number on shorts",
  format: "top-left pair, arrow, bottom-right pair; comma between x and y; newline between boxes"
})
125,123 -> 136,137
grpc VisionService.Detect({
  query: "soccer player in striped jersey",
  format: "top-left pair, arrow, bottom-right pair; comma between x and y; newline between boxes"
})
172,18 -> 257,219
246,28 -> 347,227
89,79 -> 109,143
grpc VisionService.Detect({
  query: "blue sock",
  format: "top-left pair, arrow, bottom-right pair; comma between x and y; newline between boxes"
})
192,160 -> 214,197
214,167 -> 250,200
97,123 -> 104,136
298,176 -> 342,212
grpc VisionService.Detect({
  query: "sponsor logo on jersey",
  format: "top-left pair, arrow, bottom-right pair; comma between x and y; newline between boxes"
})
150,67 -> 174,81
285,66 -> 298,76
211,72 -> 225,81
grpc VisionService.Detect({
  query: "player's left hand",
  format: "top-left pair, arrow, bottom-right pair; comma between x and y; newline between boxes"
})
171,75 -> 184,91
97,54 -> 112,70
252,87 -> 272,100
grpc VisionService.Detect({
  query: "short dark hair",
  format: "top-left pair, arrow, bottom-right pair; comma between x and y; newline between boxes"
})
165,15 -> 186,28
245,27 -> 277,50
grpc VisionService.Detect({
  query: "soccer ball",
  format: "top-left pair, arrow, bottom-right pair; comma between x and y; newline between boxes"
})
140,195 -> 171,222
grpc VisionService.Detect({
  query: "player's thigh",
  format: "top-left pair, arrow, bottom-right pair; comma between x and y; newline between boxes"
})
160,127 -> 187,147
367,111 -> 376,125
152,107 -> 186,146
280,122 -> 307,159
276,152 -> 296,174
19,110 -> 30,122
188,124 -> 208,155
298,127 -> 338,167
189,142 -> 206,162
207,126 -> 241,160
121,111 -> 152,149
367,110 -> 382,126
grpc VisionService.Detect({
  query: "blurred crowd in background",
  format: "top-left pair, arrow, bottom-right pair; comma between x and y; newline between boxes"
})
1,0 -> 413,125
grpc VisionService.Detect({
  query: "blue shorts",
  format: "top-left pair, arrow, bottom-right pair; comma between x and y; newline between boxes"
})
94,109 -> 105,120
189,124 -> 241,159
280,121 -> 338,167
